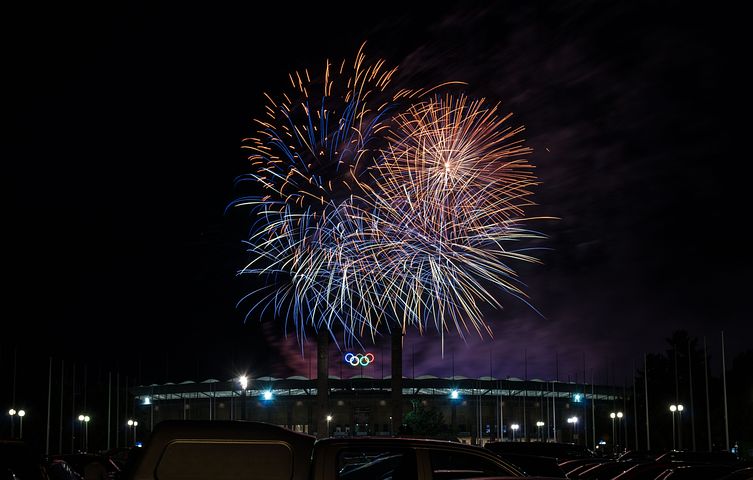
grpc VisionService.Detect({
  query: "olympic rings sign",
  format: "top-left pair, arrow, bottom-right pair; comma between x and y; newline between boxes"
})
344,352 -> 375,367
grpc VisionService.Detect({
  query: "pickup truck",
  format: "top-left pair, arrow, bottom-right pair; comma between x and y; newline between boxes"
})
124,420 -> 557,480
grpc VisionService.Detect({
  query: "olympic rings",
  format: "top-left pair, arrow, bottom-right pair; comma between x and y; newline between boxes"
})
344,352 -> 375,366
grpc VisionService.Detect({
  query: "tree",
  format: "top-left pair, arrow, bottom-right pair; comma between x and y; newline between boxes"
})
404,403 -> 448,438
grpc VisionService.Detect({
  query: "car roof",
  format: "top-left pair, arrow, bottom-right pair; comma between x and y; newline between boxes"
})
125,420 -> 315,480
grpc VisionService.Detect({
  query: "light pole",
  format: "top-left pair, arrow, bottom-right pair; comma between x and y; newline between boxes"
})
669,405 -> 677,450
18,410 -> 26,439
78,414 -> 90,452
127,419 -> 138,445
617,412 -> 624,452
567,417 -> 578,443
511,423 -> 519,442
536,421 -> 545,441
610,412 -> 623,453
326,415 -> 332,437
238,376 -> 248,421
676,404 -> 684,450
8,409 -> 16,438
78,415 -> 85,451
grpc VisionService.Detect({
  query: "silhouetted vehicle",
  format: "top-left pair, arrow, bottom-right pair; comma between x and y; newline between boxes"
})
556,457 -> 607,476
124,420 -> 557,480
615,450 -> 664,462
99,448 -> 132,470
719,467 -> 753,480
485,442 -> 594,462
1,440 -> 45,480
612,461 -> 673,480
569,460 -> 638,479
656,450 -> 743,466
50,454 -> 120,480
654,464 -> 735,479
46,459 -> 82,480
487,453 -> 566,478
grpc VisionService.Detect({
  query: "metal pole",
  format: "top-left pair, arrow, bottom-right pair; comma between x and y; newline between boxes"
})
115,372 -> 120,448
545,381 -> 550,442
703,338 -> 712,451
46,357 -> 52,455
552,380 -> 556,442
591,373 -> 595,450
523,349 -> 527,441
644,354 -> 651,450
71,364 -> 76,453
671,411 -> 676,450
721,331 -> 730,451
633,361 -> 639,450
583,354 -> 588,449
623,381 -> 628,450
107,372 -> 112,450
688,338 -> 696,451
59,360 -> 64,454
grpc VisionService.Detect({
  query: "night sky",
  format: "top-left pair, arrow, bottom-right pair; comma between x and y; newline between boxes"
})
5,1 -> 751,392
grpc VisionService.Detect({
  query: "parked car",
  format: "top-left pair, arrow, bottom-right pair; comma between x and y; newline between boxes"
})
1,440 -> 45,480
483,452 -> 566,478
49,454 -> 120,480
124,420 -> 565,480
484,442 -> 595,463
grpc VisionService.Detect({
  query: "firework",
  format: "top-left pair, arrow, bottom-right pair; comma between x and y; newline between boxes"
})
361,94 -> 544,347
233,45 -> 407,343
234,47 -> 545,348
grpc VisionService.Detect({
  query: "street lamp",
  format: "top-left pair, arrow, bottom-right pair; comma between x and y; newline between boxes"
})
450,390 -> 459,400
617,412 -> 624,452
567,417 -> 579,443
18,410 -> 26,439
238,376 -> 248,420
127,419 -> 138,445
676,404 -> 684,450
511,423 -> 520,442
610,412 -> 623,452
669,405 -> 680,450
326,415 -> 333,437
8,409 -> 17,438
78,414 -> 90,452
536,421 -> 545,441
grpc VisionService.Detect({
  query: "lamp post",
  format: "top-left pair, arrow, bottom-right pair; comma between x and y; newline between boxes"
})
669,405 -> 677,450
610,412 -> 623,453
78,415 -> 85,451
617,412 -> 624,452
127,419 -> 138,445
326,415 -> 332,437
676,404 -> 684,450
238,376 -> 248,421
18,410 -> 26,439
536,421 -> 545,441
567,417 -> 578,443
511,423 -> 520,442
8,409 -> 16,438
78,414 -> 90,452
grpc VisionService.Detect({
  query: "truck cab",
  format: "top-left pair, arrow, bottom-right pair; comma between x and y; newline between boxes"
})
125,420 -> 528,480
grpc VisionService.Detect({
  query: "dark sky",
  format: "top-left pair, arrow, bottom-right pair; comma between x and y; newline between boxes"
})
5,1 -> 751,389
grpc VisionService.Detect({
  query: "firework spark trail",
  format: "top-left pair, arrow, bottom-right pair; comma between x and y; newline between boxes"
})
348,94 -> 546,349
233,47 -> 546,349
233,45 -> 413,345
